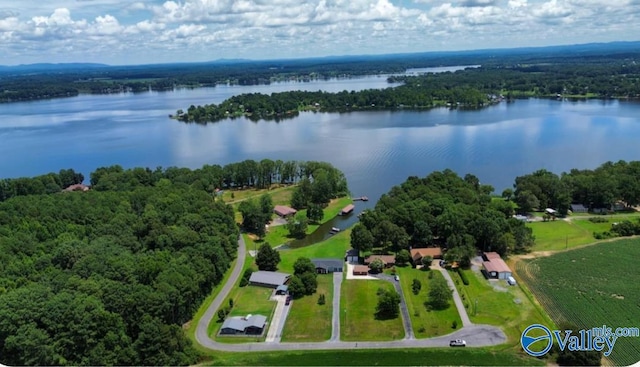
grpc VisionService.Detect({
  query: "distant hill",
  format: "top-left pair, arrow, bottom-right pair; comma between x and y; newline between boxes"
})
0,63 -> 109,73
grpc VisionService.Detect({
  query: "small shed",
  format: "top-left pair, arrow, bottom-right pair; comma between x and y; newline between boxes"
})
249,271 -> 291,288
345,248 -> 359,263
274,205 -> 297,217
545,208 -> 557,215
352,265 -> 369,276
340,204 -> 355,215
311,258 -> 344,274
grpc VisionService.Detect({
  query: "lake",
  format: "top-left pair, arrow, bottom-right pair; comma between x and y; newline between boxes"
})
2,70 -> 640,235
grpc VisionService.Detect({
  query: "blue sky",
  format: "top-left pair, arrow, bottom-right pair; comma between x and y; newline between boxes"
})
1,0 -> 639,65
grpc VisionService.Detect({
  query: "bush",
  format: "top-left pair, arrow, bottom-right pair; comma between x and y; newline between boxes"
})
411,278 -> 422,295
457,268 -> 470,285
317,294 -> 326,305
588,217 -> 608,223
452,320 -> 458,329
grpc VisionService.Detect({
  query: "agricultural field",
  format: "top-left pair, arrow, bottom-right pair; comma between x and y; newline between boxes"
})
395,267 -> 462,338
340,280 -> 405,341
281,275 -> 334,342
515,238 -> 640,366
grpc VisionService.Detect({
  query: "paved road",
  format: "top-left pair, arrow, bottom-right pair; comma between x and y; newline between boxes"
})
330,272 -> 342,341
195,235 -> 507,351
436,264 -> 472,327
372,273 -> 414,340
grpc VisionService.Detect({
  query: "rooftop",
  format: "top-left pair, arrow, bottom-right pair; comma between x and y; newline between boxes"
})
221,314 -> 267,332
249,271 -> 291,286
364,254 -> 395,265
482,252 -> 511,273
410,247 -> 442,260
311,258 -> 344,269
274,205 -> 297,216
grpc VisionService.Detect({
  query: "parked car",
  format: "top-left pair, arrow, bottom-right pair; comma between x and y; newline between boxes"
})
449,339 -> 466,347
507,276 -> 517,286
394,275 -> 399,281
285,295 -> 292,305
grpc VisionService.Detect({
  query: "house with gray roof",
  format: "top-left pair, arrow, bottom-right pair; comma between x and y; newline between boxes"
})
311,258 -> 343,274
220,314 -> 267,335
248,271 -> 291,288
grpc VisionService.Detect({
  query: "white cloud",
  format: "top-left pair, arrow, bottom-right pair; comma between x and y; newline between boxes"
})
1,0 -> 640,64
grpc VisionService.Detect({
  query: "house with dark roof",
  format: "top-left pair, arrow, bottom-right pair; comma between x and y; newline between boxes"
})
220,314 -> 267,335
363,254 -> 395,268
311,258 -> 343,274
570,203 -> 588,213
345,248 -> 359,263
482,252 -> 512,280
274,205 -> 297,217
249,271 -> 291,288
410,247 -> 442,264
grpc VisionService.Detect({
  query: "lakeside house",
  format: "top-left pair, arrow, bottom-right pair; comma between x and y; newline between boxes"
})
363,254 -> 395,268
248,271 -> 291,288
273,205 -> 297,217
311,258 -> 344,274
482,252 -> 512,280
63,184 -> 90,192
410,247 -> 443,264
220,314 -> 267,335
570,203 -> 588,213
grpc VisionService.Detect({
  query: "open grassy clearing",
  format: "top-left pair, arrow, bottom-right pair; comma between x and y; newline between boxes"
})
281,275 -> 333,342
222,184 -> 296,204
528,220 -> 594,251
201,347 -> 545,366
515,238 -> 640,366
449,267 -> 555,347
278,228 -> 352,273
395,267 -> 462,338
340,280 -> 404,341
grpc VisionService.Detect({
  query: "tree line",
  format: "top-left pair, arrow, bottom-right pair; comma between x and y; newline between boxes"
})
0,159 -> 341,202
0,164 -> 243,366
512,160 -> 640,216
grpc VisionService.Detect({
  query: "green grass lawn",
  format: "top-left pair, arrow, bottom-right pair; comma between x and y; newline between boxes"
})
281,275 -> 333,342
395,267 -> 462,338
528,220 -> 594,251
340,280 -> 404,341
515,238 -> 640,366
278,228 -> 352,273
202,347 -> 545,366
570,218 -> 613,233
450,267 -> 555,346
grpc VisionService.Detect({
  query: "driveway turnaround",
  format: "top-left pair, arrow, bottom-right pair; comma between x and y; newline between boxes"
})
195,235 -> 507,352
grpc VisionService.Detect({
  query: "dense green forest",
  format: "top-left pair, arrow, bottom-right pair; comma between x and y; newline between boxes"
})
2,42 -> 640,103
512,160 -> 640,215
0,159 -> 348,365
350,170 -> 535,267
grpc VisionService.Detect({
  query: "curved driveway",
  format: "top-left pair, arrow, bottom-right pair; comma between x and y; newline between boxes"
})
195,235 -> 507,351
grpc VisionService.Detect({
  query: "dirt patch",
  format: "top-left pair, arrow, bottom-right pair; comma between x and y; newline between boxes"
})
611,294 -> 625,300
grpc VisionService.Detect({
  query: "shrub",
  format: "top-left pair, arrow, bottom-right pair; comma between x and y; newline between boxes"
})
317,294 -> 326,305
452,320 -> 458,329
457,268 -> 470,285
411,278 -> 422,295
588,217 -> 608,223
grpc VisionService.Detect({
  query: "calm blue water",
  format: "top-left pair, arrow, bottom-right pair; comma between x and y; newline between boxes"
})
2,71 -> 640,232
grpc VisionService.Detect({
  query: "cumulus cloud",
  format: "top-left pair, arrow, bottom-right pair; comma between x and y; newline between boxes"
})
1,0 -> 640,64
